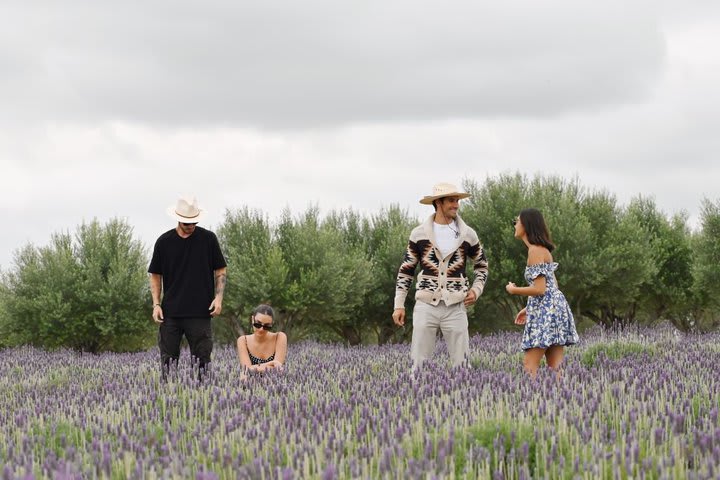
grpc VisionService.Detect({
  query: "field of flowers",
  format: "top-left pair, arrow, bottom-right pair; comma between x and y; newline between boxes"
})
2,324 -> 720,479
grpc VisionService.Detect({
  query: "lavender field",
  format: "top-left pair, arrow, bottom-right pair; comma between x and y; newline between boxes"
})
2,325 -> 720,479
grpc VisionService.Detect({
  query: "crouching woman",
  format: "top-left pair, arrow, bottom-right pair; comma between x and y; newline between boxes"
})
237,304 -> 287,374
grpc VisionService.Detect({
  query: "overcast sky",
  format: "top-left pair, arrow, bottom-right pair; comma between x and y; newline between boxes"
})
1,0 -> 718,269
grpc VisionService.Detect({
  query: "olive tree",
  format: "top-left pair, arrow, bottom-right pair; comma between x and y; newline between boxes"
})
624,197 -> 694,327
1,219 -> 152,352
214,207 -> 288,342
575,194 -> 656,328
358,205 -> 418,344
687,199 -> 720,331
462,174 -> 592,332
274,207 -> 375,344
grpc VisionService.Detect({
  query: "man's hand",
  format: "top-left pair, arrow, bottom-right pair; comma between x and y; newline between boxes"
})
392,308 -> 406,326
152,305 -> 164,324
209,297 -> 223,317
463,289 -> 477,307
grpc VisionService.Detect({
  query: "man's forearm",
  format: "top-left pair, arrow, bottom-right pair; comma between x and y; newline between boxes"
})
149,274 -> 163,304
214,268 -> 227,298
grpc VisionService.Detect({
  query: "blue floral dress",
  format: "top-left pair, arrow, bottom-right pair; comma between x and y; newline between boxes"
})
521,262 -> 579,351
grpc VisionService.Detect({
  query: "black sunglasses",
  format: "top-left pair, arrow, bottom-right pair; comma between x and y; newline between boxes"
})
252,322 -> 273,331
181,222 -> 198,227
512,218 -> 518,227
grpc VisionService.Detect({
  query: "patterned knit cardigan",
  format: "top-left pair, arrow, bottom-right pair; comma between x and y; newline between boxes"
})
394,214 -> 489,309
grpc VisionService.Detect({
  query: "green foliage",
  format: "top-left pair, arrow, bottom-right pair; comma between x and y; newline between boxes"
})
461,174 -> 529,331
461,174 -> 594,332
580,341 -> 657,368
625,198 -> 694,327
0,283 -> 12,349
1,219 -> 153,352
460,174 -> 705,331
275,207 -> 375,343
209,175 -> 715,340
687,198 -> 720,331
213,204 -> 417,345
358,205 -> 417,344
456,420 -> 537,477
1,175 -> 718,351
215,207 -> 288,341
579,198 -> 656,327
30,420 -> 94,457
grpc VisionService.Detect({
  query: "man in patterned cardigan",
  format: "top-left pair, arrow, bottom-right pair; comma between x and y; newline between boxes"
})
392,183 -> 489,369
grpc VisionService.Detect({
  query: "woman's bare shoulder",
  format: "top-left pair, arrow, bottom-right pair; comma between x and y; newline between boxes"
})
527,245 -> 551,265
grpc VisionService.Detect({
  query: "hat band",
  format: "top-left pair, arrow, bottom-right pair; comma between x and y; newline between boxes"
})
175,210 -> 200,219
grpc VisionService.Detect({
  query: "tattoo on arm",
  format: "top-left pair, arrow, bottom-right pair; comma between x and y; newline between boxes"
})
149,274 -> 163,303
215,273 -> 227,295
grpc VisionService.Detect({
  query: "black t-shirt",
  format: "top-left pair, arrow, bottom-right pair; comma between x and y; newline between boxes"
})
148,226 -> 227,318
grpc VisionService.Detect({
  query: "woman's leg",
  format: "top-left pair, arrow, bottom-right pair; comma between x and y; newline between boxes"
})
545,345 -> 564,369
523,348 -> 546,378
545,345 -> 565,379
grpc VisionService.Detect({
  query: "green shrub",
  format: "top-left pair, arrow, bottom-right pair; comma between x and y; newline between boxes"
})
581,340 -> 656,368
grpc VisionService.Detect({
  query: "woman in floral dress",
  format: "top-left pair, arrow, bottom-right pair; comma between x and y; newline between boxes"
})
505,208 -> 578,377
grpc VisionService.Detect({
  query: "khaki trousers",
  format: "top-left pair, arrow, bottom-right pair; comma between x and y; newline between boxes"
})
411,300 -> 469,369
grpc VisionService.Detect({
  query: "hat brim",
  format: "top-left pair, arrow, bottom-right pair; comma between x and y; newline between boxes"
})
166,206 -> 205,223
419,192 -> 471,205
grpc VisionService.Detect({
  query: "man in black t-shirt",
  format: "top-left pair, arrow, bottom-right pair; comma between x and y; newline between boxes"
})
148,196 -> 227,379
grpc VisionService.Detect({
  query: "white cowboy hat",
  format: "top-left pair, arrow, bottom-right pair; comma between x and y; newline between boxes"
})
419,183 -> 471,205
167,196 -> 205,223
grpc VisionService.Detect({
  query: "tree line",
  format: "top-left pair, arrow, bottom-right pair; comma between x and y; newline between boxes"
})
1,173 -> 718,353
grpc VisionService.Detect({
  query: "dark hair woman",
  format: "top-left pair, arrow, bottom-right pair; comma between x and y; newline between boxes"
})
236,304 -> 287,374
505,208 -> 578,378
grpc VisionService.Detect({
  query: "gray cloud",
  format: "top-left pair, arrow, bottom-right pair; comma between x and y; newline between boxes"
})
1,0 -> 719,270
1,0 -> 665,128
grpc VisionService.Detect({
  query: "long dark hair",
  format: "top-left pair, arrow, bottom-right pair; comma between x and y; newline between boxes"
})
519,208 -> 555,252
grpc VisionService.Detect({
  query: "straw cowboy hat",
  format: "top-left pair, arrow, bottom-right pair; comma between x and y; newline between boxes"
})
419,183 -> 472,205
167,196 -> 206,223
